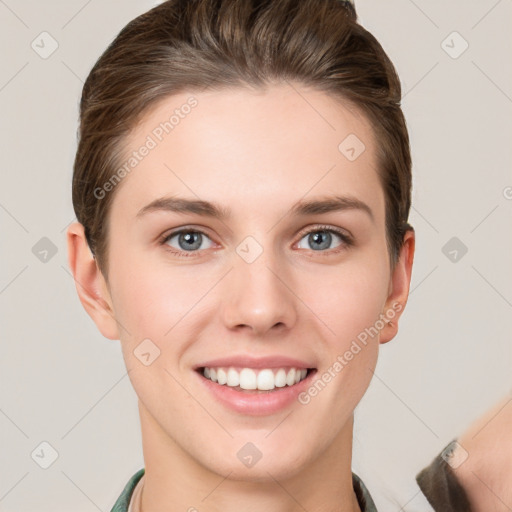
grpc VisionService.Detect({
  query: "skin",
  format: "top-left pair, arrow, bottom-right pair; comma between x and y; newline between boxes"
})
451,393 -> 512,511
67,83 -> 415,512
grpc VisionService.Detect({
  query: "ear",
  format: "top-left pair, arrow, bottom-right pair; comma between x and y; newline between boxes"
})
379,229 -> 415,344
66,222 -> 120,340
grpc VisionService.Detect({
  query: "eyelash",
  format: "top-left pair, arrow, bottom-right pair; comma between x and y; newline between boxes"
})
158,224 -> 354,258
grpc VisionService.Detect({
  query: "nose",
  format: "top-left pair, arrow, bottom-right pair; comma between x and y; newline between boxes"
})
220,243 -> 298,336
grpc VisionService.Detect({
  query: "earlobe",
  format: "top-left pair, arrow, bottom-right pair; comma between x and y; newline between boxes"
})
66,222 -> 120,340
379,229 -> 415,344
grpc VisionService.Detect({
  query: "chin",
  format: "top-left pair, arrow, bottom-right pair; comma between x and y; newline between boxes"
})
202,448 -> 309,483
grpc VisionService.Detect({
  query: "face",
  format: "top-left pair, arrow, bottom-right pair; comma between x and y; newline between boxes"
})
75,83 -> 412,481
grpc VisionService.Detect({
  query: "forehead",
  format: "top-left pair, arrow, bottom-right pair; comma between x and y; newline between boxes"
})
111,83 -> 384,223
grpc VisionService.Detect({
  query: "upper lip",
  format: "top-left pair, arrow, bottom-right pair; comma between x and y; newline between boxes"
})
194,355 -> 316,370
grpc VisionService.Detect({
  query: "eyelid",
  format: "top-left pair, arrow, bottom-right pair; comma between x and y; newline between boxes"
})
295,224 -> 353,242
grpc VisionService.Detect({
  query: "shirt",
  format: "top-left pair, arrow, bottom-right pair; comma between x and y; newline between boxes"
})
415,438 -> 473,511
110,469 -> 378,512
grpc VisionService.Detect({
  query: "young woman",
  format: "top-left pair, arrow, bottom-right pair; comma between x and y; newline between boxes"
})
66,0 -> 474,510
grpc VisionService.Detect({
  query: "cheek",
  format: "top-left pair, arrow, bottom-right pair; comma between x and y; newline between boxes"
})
299,258 -> 389,346
110,260 -> 200,409
108,252 -> 203,342
296,262 -> 387,424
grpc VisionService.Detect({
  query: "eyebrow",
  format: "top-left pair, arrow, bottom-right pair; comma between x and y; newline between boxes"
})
136,195 -> 374,222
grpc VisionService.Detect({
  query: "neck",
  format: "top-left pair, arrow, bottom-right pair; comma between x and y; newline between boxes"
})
137,401 -> 361,512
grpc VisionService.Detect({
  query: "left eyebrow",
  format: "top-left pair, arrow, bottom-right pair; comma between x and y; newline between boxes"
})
135,194 -> 374,222
290,195 -> 374,222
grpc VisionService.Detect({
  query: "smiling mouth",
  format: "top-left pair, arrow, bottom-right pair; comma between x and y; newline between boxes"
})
195,367 -> 317,393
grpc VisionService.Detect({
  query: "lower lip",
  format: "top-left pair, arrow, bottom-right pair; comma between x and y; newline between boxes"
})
195,369 -> 317,416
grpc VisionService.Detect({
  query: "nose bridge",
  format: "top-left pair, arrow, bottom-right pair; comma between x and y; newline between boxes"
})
221,234 -> 297,334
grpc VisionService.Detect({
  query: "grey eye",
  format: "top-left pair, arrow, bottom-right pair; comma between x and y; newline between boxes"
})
165,231 -> 213,251
297,230 -> 343,251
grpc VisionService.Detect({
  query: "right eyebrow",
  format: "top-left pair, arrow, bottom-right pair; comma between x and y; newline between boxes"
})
136,196 -> 230,220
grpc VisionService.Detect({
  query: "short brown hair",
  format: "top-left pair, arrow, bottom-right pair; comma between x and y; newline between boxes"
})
72,0 -> 413,280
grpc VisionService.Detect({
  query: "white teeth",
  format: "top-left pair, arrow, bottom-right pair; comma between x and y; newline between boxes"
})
274,369 -> 287,388
217,368 -> 227,385
286,368 -> 296,386
201,366 -> 309,390
240,368 -> 257,390
257,369 -> 275,390
226,368 -> 240,387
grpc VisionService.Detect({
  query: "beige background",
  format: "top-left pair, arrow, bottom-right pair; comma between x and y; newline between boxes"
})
1,0 -> 511,510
